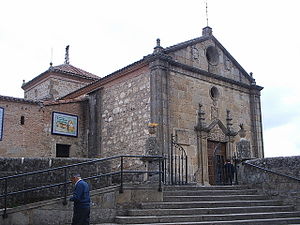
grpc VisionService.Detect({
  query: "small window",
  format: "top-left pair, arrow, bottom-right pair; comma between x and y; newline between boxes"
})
56,144 -> 70,157
206,46 -> 219,65
20,116 -> 25,125
210,86 -> 220,100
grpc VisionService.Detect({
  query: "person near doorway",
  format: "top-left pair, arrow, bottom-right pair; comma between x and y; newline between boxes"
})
224,159 -> 235,185
70,173 -> 91,225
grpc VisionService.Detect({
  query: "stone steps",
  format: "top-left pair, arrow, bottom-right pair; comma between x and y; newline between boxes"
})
113,185 -> 300,224
111,217 -> 300,225
139,199 -> 284,209
163,189 -> 258,196
128,205 -> 295,216
115,212 -> 300,224
163,194 -> 267,201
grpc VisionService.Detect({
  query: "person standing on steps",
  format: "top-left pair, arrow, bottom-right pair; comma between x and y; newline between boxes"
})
70,173 -> 91,225
224,159 -> 235,185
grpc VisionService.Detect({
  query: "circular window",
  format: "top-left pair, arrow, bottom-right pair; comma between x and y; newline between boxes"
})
206,46 -> 219,65
210,86 -> 220,100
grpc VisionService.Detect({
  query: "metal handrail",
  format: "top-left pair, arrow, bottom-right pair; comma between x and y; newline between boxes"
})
0,154 -> 164,219
243,161 -> 300,182
0,155 -> 162,181
169,135 -> 188,185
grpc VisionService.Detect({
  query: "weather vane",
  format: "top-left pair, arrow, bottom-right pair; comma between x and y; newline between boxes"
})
206,0 -> 209,27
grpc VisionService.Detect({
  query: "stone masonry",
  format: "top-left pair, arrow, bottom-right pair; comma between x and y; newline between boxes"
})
101,68 -> 151,158
0,96 -> 87,157
0,26 -> 264,185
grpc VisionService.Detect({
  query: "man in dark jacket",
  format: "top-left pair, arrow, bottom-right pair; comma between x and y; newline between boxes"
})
224,160 -> 235,185
70,174 -> 91,225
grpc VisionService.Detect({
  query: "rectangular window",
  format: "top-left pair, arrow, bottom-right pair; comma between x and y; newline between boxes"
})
56,144 -> 70,157
20,116 -> 25,125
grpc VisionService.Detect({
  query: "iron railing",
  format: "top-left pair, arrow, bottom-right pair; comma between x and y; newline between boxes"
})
163,135 -> 188,185
0,155 -> 164,219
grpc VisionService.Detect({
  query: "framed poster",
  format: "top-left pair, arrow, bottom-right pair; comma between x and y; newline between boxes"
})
0,107 -> 3,141
51,112 -> 78,137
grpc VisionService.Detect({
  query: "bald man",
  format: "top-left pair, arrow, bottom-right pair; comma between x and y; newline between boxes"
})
70,174 -> 91,225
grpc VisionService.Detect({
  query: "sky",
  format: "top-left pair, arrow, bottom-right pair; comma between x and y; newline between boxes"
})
1,0 -> 300,157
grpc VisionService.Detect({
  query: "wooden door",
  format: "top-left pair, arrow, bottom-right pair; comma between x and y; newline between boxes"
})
207,141 -> 226,185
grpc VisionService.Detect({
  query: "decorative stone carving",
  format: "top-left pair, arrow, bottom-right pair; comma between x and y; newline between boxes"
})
208,125 -> 227,142
236,139 -> 251,159
145,136 -> 159,156
191,47 -> 200,60
211,106 -> 219,120
236,124 -> 251,159
224,56 -> 231,71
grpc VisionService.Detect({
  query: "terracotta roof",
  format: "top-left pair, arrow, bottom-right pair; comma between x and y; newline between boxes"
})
0,95 -> 41,104
22,63 -> 100,90
50,64 -> 100,80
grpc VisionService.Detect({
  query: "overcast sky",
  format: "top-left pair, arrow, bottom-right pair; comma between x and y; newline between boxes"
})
1,0 -> 299,157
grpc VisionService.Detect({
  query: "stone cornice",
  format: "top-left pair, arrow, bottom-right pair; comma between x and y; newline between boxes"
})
60,58 -> 149,100
164,57 -> 263,91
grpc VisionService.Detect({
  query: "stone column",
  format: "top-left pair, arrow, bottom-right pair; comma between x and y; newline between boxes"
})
249,86 -> 264,158
149,57 -> 170,156
87,88 -> 103,158
194,104 -> 210,185
143,123 -> 160,182
201,133 -> 210,185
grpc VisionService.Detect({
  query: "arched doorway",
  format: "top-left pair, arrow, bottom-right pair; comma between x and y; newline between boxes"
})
207,140 -> 226,185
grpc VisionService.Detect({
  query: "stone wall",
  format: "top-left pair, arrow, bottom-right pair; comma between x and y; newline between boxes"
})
0,157 -> 110,208
238,156 -> 300,209
101,67 -> 151,159
168,66 -> 254,180
24,79 -> 51,100
0,184 -> 162,225
24,74 -> 91,101
0,99 -> 88,157
167,39 -> 251,85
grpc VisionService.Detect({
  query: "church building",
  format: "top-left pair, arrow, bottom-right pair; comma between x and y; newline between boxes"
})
0,27 -> 264,185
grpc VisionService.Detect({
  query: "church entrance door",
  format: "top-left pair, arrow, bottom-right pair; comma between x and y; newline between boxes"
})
207,141 -> 226,185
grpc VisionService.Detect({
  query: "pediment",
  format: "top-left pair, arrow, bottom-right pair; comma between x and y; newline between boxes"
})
207,119 -> 228,142
164,29 -> 255,86
207,119 -> 228,135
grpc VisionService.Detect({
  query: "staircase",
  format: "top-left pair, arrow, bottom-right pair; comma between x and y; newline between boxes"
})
111,185 -> 300,225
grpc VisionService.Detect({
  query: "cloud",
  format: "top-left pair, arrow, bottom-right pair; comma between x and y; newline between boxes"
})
262,86 -> 300,129
264,121 -> 300,157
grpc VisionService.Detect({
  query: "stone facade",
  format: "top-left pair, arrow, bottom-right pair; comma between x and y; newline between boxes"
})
0,26 -> 264,185
168,68 -> 255,182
